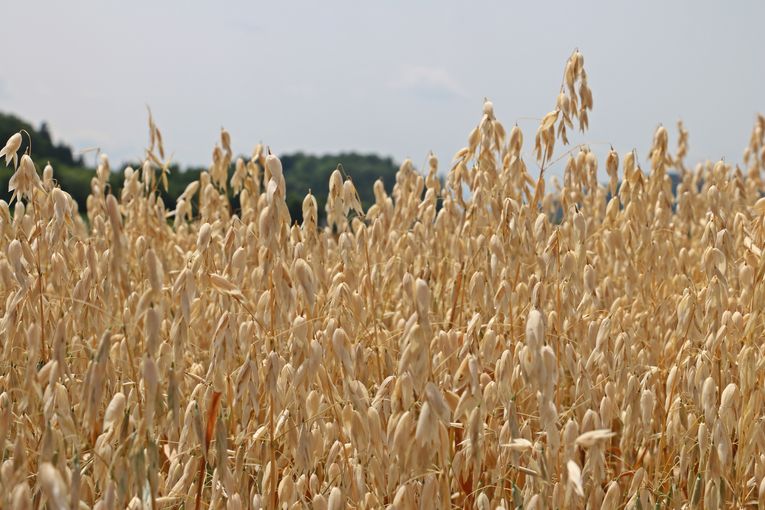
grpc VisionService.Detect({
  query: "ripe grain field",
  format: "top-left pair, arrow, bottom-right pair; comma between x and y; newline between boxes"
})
1,51 -> 765,509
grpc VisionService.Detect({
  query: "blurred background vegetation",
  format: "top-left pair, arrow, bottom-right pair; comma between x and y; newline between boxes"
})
0,112 -> 400,224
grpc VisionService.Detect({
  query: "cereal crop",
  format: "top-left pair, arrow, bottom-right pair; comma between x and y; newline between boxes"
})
1,51 -> 765,509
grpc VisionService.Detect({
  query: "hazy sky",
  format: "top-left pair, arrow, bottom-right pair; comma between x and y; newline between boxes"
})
3,1 -> 764,179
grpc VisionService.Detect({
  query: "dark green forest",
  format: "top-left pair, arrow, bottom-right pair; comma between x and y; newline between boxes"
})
0,112 -> 399,223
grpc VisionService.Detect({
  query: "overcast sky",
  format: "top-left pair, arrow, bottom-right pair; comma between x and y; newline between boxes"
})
3,1 -> 764,179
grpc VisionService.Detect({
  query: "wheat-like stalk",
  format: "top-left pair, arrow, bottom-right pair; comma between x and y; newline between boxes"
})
1,51 -> 765,509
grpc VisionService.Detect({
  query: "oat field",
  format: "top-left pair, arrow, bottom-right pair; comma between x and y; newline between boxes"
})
1,51 -> 765,509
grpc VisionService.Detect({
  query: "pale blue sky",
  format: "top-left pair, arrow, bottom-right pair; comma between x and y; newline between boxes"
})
3,1 -> 764,178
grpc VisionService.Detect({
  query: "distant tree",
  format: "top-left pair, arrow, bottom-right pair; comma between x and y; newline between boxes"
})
0,112 -> 401,225
39,121 -> 51,141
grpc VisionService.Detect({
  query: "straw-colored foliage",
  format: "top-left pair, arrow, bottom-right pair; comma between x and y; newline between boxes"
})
2,51 -> 765,509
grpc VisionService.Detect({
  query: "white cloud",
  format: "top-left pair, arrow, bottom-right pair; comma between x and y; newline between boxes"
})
388,66 -> 467,100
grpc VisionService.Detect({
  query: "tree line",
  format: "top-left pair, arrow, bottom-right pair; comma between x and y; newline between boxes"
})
0,112 -> 399,223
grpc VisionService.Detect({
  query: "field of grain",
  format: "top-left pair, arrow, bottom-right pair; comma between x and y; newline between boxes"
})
1,51 -> 765,509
